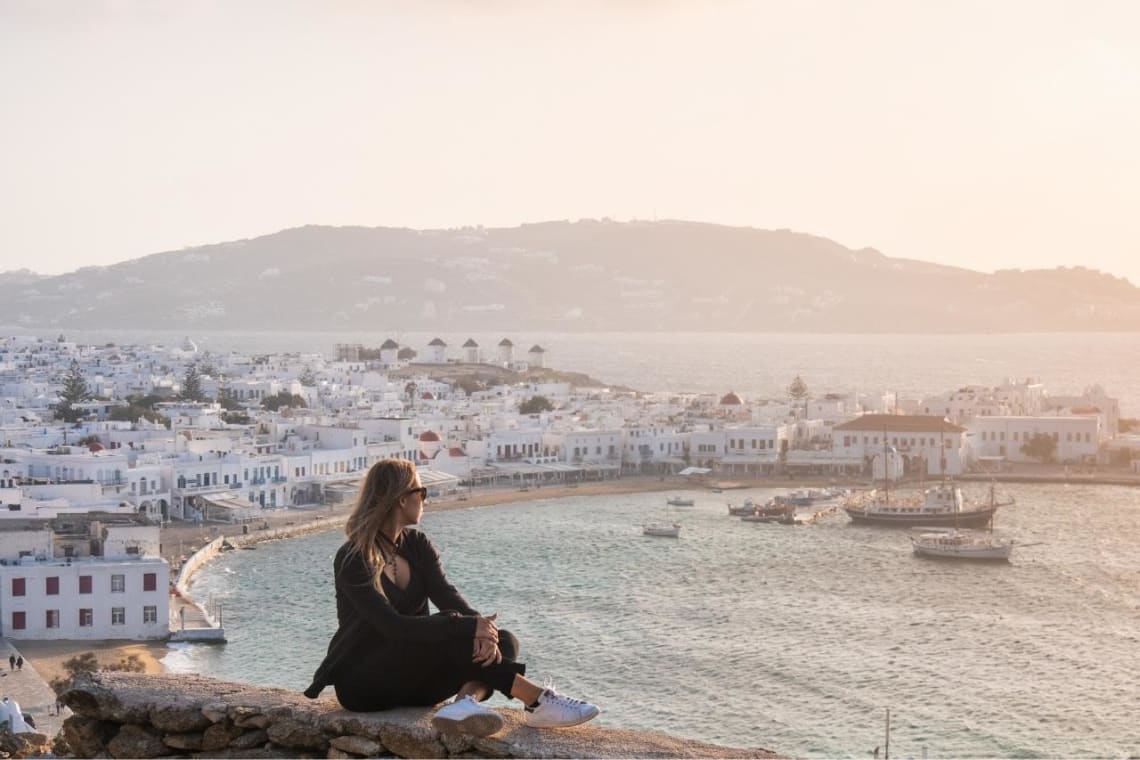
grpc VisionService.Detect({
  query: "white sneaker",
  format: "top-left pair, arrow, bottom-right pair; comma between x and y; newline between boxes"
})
524,687 -> 600,728
431,695 -> 504,737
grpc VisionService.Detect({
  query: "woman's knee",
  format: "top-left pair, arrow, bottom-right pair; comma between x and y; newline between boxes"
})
498,629 -> 520,662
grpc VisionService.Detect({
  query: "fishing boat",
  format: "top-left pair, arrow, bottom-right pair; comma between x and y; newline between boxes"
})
741,498 -> 796,523
910,527 -> 1013,561
727,497 -> 756,516
666,496 -> 695,507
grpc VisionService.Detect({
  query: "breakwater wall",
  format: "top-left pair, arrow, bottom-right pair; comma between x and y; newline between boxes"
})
175,515 -> 346,594
60,672 -> 777,759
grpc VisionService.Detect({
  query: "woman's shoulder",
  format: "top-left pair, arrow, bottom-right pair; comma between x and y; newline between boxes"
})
400,528 -> 439,556
333,541 -> 360,568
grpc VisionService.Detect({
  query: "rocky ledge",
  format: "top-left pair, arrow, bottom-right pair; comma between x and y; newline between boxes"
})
60,672 -> 778,759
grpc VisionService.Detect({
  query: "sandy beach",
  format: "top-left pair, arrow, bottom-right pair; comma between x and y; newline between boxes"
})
15,639 -> 168,687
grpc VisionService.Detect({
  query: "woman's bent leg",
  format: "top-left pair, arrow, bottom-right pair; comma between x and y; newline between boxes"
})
334,630 -> 525,711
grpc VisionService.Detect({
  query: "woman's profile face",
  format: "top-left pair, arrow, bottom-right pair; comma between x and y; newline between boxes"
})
399,477 -> 426,526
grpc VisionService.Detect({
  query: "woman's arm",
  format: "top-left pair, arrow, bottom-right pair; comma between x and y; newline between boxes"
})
336,547 -> 477,642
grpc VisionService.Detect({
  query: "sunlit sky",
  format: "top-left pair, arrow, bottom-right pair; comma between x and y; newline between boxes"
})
3,1 -> 1139,282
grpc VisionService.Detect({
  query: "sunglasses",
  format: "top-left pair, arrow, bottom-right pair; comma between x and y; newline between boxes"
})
403,486 -> 428,500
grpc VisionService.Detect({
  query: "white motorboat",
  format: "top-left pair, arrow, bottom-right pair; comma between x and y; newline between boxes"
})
911,527 -> 1013,561
667,496 -> 695,507
643,521 -> 681,538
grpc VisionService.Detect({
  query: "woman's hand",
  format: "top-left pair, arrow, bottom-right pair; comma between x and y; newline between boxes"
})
472,636 -> 502,667
474,613 -> 498,644
472,613 -> 501,666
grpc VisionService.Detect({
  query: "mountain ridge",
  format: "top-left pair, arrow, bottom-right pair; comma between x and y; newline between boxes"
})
2,220 -> 1136,333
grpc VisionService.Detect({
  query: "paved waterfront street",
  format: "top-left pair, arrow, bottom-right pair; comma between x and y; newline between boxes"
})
0,638 -> 68,741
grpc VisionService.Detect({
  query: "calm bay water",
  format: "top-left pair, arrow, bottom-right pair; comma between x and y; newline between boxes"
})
16,329 -> 1140,414
171,484 -> 1140,758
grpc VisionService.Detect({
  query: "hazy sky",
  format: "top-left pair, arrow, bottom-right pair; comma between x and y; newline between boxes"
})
3,0 -> 1139,282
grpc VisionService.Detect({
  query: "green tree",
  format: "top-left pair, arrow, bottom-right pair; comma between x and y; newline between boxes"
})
57,359 -> 92,422
1020,432 -> 1058,463
197,351 -> 218,378
519,395 -> 554,414
262,391 -> 308,411
298,367 -> 318,387
220,410 -> 252,425
49,651 -> 146,696
216,386 -> 241,411
180,363 -> 205,401
109,394 -> 169,425
455,376 -> 486,396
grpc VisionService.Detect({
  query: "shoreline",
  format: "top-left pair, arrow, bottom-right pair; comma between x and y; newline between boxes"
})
22,467 -> 1140,680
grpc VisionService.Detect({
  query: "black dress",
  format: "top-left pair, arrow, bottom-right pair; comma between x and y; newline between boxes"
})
304,529 -> 524,710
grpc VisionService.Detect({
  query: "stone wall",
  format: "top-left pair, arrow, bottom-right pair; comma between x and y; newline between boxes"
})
61,672 -> 778,759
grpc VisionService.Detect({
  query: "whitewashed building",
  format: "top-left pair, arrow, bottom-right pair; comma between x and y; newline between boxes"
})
831,414 -> 967,477
965,416 -> 1099,466
425,338 -> 448,364
497,339 -> 514,365
0,514 -> 169,641
526,345 -> 546,369
622,426 -> 686,472
721,425 -> 789,475
462,339 -> 481,364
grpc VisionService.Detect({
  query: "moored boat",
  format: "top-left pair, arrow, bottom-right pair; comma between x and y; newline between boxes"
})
740,498 -> 795,523
727,497 -> 756,516
667,496 -> 695,507
910,528 -> 1013,561
844,483 -> 1013,528
643,521 -> 681,538
778,487 -> 846,507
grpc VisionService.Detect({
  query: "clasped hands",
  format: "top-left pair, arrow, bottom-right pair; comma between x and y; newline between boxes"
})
472,612 -> 501,667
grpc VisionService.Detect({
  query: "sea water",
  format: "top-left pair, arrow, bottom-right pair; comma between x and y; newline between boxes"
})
171,483 -> 1140,758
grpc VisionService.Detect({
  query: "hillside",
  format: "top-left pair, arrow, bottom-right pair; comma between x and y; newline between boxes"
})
2,220 -> 1137,332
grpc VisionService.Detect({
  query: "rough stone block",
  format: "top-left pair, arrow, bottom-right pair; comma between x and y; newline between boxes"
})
152,703 -> 212,733
230,729 -> 271,750
328,735 -> 382,756
107,724 -> 171,759
61,715 -> 116,759
377,724 -> 446,759
267,716 -> 329,751
231,705 -> 268,727
203,702 -> 231,723
203,720 -> 248,751
163,731 -> 205,750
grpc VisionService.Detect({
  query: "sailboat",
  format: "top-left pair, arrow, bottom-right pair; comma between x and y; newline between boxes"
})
845,427 -> 1013,528
644,501 -> 682,538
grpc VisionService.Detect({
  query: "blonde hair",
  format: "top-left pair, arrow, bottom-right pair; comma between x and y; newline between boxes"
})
345,458 -> 418,592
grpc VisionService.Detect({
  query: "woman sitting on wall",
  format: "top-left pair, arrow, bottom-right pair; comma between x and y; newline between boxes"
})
304,458 -> 598,736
